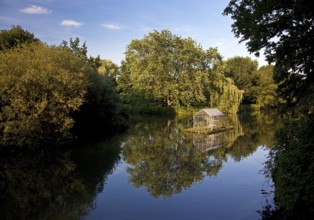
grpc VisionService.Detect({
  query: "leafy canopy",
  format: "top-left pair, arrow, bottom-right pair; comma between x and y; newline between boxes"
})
222,56 -> 278,107
120,29 -> 242,110
0,42 -> 87,145
0,26 -> 127,146
223,56 -> 258,103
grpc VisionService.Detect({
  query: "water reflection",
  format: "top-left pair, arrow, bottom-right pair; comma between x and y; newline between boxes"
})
193,113 -> 244,152
193,132 -> 225,153
0,136 -> 123,220
0,109 -> 280,219
123,110 -> 279,198
0,148 -> 89,220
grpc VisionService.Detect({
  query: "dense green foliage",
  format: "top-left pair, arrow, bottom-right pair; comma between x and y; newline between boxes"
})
0,42 -> 87,145
0,25 -> 38,51
118,30 -> 243,113
61,38 -> 128,137
120,30 -> 211,107
224,0 -> 314,218
223,56 -> 278,107
254,65 -> 278,108
98,59 -> 119,79
223,56 -> 257,102
209,76 -> 243,113
0,27 -> 127,147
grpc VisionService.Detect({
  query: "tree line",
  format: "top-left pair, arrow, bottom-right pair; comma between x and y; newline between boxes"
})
0,25 -> 278,147
118,29 -> 278,112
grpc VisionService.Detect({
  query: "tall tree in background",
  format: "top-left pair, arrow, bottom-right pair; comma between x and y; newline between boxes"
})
253,65 -> 278,108
119,29 -> 243,112
222,56 -> 278,108
121,30 -> 211,107
223,56 -> 258,103
98,59 -> 119,78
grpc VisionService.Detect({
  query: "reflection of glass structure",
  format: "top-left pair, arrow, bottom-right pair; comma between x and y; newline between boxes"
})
193,132 -> 225,153
193,108 -> 225,129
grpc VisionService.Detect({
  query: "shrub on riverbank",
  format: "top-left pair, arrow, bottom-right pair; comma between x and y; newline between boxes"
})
0,39 -> 127,147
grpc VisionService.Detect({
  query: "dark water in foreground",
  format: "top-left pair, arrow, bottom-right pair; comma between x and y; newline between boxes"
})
0,111 -> 279,220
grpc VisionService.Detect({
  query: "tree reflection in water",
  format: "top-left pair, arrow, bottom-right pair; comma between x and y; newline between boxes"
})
0,135 -> 122,220
193,113 -> 244,153
0,110 -> 279,219
123,110 -> 279,198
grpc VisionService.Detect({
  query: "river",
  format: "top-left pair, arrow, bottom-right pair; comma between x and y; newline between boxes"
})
0,110 -> 279,220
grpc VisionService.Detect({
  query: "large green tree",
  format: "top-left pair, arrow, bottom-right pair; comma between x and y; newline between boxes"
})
223,56 -> 258,103
222,57 -> 278,108
209,76 -> 244,113
0,42 -> 87,145
0,31 -> 128,146
120,30 -> 221,107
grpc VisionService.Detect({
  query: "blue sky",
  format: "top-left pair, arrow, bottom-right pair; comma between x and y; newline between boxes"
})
0,0 -> 267,66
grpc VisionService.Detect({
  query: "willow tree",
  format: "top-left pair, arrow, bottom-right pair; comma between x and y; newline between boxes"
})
120,30 -> 221,107
209,76 -> 244,113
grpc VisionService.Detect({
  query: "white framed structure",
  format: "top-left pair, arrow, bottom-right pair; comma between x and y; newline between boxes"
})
193,108 -> 225,129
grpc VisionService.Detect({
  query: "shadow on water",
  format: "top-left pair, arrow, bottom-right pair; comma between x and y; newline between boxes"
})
122,110 -> 280,198
0,134 -> 124,220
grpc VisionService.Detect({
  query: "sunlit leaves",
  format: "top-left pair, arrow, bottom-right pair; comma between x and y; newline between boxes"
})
0,42 -> 87,145
121,30 -> 220,107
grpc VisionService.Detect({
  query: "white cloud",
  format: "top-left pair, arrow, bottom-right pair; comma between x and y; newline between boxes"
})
102,24 -> 121,30
60,20 -> 82,27
21,5 -> 51,14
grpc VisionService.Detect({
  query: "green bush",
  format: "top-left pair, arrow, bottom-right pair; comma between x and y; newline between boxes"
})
0,42 -> 87,146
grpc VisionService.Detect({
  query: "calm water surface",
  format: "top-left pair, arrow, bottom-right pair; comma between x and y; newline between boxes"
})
0,111 -> 278,220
